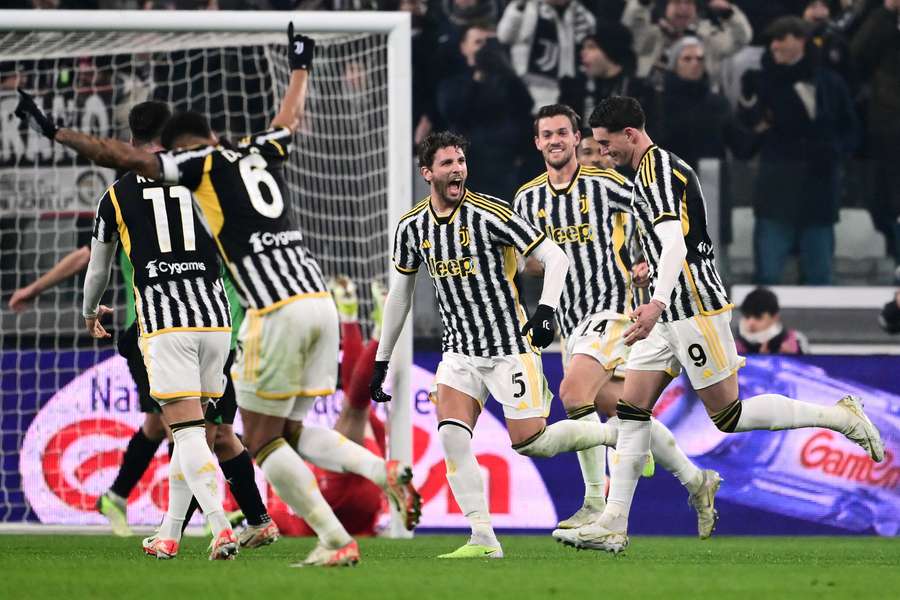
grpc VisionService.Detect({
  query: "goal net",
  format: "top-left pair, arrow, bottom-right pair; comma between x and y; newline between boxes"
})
0,11 -> 412,533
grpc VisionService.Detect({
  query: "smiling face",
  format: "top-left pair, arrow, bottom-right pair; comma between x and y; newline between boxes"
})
591,126 -> 637,169
422,145 -> 467,203
535,114 -> 580,170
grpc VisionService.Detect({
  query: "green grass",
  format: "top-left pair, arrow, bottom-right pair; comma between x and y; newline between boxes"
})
1,534 -> 897,599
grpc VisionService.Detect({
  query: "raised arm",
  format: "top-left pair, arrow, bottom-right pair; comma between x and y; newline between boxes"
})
270,23 -> 315,132
15,89 -> 160,179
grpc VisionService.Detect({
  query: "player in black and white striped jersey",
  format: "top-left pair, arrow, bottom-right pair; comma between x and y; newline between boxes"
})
515,105 -> 714,537
371,131 -> 621,560
552,96 -> 884,555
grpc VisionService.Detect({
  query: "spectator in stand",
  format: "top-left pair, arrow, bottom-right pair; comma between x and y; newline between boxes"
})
497,0 -> 596,109
621,0 -> 753,83
656,36 -> 750,247
851,0 -> 900,283
735,287 -> 809,354
732,0 -> 807,44
434,25 -> 534,197
739,16 -> 859,286
557,21 -> 656,130
879,290 -> 900,334
803,0 -> 856,91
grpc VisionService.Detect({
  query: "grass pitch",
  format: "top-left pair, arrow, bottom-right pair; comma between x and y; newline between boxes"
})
1,534 -> 897,600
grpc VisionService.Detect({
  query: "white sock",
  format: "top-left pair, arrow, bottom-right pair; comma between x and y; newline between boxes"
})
158,443 -> 192,541
733,394 -> 852,432
648,418 -> 703,494
573,413 -> 607,503
514,419 -> 616,458
438,420 -> 497,546
603,418 -> 650,532
294,425 -> 387,488
259,440 -> 352,549
171,424 -> 229,537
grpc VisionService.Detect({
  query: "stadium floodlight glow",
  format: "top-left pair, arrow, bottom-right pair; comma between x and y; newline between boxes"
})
0,10 -> 413,538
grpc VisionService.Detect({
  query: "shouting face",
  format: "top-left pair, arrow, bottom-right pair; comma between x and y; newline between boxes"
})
423,146 -> 467,203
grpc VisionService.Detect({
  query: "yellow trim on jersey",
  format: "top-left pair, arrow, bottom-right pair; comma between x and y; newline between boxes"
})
520,353 -> 541,409
582,166 -> 628,186
268,139 -> 286,157
672,168 -> 687,186
682,260 -> 735,316
400,198 -> 429,222
611,213 -> 633,311
504,246 -> 541,355
694,315 -> 727,371
522,232 -> 546,257
468,190 -> 513,215
107,185 -> 132,256
247,291 -> 331,316
680,191 -> 690,236
255,387 -> 337,400
547,165 -> 581,197
638,146 -> 657,188
429,194 -> 464,225
140,326 -> 233,339
394,264 -> 419,274
466,191 -> 513,221
193,154 -> 234,268
651,212 -> 679,225
515,173 -> 549,198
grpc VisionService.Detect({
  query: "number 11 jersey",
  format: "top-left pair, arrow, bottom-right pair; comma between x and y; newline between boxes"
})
159,127 -> 328,312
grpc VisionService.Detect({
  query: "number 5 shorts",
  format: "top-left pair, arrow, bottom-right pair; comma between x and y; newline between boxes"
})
232,294 -> 338,418
626,310 -> 745,390
434,351 -> 552,420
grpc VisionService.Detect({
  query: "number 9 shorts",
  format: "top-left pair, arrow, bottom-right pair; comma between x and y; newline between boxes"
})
434,352 -> 552,420
626,310 -> 745,390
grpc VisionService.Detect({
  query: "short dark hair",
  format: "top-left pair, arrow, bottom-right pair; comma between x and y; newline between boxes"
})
533,104 -> 581,137
764,16 -> 810,41
740,287 -> 780,317
160,111 -> 212,149
128,101 -> 171,145
417,131 -> 468,169
588,96 -> 645,132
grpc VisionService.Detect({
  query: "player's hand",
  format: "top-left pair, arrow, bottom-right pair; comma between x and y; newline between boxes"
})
15,88 -> 59,141
370,360 -> 392,403
9,284 -> 38,313
522,304 -> 556,349
287,23 -> 316,71
84,305 -> 114,339
624,300 -> 663,346
632,261 -> 650,288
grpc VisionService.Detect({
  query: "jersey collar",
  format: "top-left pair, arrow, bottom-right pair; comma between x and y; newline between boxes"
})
429,190 -> 466,225
547,165 -> 581,197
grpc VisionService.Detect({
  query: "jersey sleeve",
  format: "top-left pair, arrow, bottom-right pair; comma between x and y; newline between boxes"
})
392,219 -> 421,275
92,188 -> 119,243
639,149 -> 686,225
237,127 -> 294,164
488,209 -> 546,257
602,172 -> 634,215
158,148 -> 211,189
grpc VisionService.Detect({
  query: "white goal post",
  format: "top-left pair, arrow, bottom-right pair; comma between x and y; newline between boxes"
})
1,10 -> 413,537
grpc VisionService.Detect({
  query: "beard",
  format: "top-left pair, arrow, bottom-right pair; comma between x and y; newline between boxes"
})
544,147 -> 574,169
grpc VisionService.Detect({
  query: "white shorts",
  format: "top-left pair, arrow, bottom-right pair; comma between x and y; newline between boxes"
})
139,330 -> 230,404
562,312 -> 630,378
434,352 -> 552,420
626,310 -> 745,389
233,295 -> 339,417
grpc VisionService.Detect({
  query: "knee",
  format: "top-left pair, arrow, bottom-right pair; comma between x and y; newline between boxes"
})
559,377 -> 588,411
512,426 -> 548,457
142,413 -> 166,441
710,399 -> 742,433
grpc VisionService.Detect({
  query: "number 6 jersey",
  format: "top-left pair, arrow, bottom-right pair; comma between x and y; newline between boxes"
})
158,127 -> 328,312
93,171 -> 231,336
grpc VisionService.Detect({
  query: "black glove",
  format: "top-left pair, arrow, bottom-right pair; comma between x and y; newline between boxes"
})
879,297 -> 900,334
15,88 -> 59,140
521,304 -> 556,349
369,360 -> 392,403
287,22 -> 316,71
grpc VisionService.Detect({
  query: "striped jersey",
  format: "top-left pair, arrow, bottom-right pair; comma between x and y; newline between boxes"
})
514,165 -> 635,337
93,171 -> 231,336
393,189 -> 546,357
631,145 -> 731,322
158,127 -> 328,313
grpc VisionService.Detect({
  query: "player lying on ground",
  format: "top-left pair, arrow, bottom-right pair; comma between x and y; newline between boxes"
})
515,104 -> 720,538
15,23 -> 415,567
371,131 -> 623,559
553,95 -> 884,554
271,277 -> 421,536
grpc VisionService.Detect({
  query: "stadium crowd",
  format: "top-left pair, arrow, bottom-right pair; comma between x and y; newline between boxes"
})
4,0 -> 900,287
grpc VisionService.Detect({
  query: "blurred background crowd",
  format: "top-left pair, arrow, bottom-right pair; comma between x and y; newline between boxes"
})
4,0 -> 900,292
